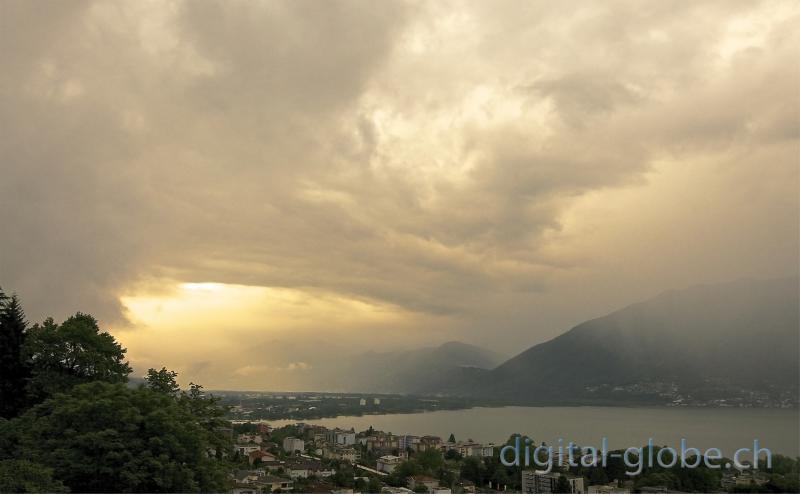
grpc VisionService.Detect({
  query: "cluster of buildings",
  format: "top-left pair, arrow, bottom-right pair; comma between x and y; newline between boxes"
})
228,421 -> 501,494
360,431 -> 495,475
521,471 -> 586,494
232,470 -> 294,494
235,422 -> 747,494
583,380 -> 799,408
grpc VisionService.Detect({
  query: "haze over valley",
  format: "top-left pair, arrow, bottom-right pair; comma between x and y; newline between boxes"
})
1,1 -> 797,393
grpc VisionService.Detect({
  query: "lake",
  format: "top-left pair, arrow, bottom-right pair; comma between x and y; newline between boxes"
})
270,406 -> 800,456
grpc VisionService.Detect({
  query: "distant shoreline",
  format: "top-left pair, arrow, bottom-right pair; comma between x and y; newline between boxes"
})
219,392 -> 798,422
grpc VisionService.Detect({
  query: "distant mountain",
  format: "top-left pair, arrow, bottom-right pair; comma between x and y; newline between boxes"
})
343,341 -> 504,394
427,277 -> 799,405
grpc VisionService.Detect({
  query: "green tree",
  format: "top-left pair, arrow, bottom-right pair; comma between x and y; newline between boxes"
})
23,313 -> 132,402
460,457 -> 485,485
0,293 -> 30,418
15,381 -> 230,493
417,448 -> 444,473
438,468 -> 456,488
331,462 -> 356,488
0,459 -> 67,493
588,467 -> 608,485
367,476 -> 383,493
145,369 -> 229,463
179,382 -> 230,456
448,433 -> 456,443
145,367 -> 181,394
444,449 -> 461,460
396,459 -> 422,478
554,474 -> 571,493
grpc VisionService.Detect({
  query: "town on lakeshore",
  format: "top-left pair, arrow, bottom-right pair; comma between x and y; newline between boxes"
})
218,389 -> 797,425
224,419 -> 798,494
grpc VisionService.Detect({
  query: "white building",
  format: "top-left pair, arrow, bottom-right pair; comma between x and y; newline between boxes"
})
521,471 -> 585,494
377,455 -> 403,474
399,435 -> 420,452
453,442 -> 494,458
282,437 -> 305,453
408,475 -> 440,492
327,428 -> 357,446
234,444 -> 261,455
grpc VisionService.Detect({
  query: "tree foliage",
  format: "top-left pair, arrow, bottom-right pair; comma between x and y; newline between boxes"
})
0,292 -> 30,418
0,286 -> 233,492
0,459 -> 67,493
23,313 -> 132,402
416,448 -> 444,472
13,381 -> 231,493
145,367 -> 181,395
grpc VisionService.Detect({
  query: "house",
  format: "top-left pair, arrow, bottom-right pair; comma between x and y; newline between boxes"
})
284,459 -> 335,479
234,444 -> 261,455
256,423 -> 272,435
283,437 -> 305,453
408,475 -> 440,493
323,446 -> 359,462
260,460 -> 285,473
377,455 -> 403,474
421,436 -> 442,448
232,471 -> 294,493
285,460 -> 311,479
248,450 -> 278,465
521,471 -> 585,494
587,484 -> 630,494
238,433 -> 263,444
327,428 -> 357,446
361,432 -> 400,452
455,442 -> 494,458
233,470 -> 262,485
381,488 -> 413,494
456,480 -> 475,493
259,475 -> 294,492
231,482 -> 260,494
398,435 -> 420,452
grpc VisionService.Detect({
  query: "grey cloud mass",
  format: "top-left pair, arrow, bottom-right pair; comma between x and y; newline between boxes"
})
0,0 -> 797,387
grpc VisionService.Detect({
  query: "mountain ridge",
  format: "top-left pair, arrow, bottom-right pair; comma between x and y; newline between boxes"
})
416,276 -> 799,406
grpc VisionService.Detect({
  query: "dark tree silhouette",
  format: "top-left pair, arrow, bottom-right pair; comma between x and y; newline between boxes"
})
145,367 -> 181,395
23,312 -> 132,403
0,292 -> 30,418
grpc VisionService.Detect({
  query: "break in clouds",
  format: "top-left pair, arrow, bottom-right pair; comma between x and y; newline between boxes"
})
0,1 -> 797,389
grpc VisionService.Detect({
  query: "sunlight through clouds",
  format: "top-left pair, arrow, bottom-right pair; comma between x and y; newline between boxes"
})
0,0 -> 796,390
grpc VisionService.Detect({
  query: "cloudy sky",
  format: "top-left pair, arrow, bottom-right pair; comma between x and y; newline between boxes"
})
1,0 -> 797,390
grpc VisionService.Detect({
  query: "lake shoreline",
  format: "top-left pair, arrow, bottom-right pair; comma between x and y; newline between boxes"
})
262,405 -> 800,457
228,401 -> 799,423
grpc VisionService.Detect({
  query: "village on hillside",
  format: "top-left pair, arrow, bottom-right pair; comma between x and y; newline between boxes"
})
225,421 -> 780,494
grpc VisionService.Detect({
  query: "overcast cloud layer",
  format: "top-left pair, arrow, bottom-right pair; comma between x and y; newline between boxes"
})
1,1 -> 797,389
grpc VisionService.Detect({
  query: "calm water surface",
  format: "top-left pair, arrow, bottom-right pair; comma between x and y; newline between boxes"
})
270,406 -> 800,456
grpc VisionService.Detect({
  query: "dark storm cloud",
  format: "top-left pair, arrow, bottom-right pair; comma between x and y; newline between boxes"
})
0,0 -> 796,375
